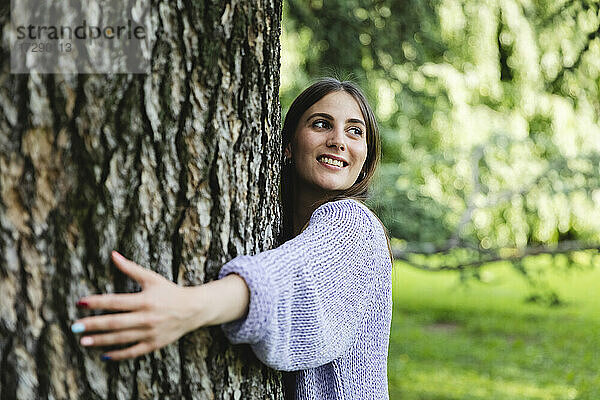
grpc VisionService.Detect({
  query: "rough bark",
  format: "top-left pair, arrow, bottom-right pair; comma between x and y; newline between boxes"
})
0,1 -> 283,399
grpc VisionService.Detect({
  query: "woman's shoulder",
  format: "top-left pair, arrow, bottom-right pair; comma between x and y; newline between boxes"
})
310,198 -> 382,234
309,198 -> 392,264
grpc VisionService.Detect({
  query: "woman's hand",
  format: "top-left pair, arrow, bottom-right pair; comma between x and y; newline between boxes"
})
71,251 -> 205,361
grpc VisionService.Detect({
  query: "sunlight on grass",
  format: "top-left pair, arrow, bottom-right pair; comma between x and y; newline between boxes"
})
388,259 -> 600,399
392,260 -> 600,320
392,365 -> 577,400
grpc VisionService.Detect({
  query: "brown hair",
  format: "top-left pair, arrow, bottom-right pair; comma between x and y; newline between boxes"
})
280,77 -> 393,261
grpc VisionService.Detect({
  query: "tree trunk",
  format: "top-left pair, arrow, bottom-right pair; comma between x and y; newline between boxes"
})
0,1 -> 283,399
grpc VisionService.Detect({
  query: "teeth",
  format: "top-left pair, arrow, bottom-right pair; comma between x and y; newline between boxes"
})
319,156 -> 344,168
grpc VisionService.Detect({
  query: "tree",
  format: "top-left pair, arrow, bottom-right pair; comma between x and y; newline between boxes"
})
0,1 -> 284,398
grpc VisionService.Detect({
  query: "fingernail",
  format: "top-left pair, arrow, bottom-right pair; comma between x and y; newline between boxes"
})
80,336 -> 93,346
112,251 -> 125,261
101,354 -> 111,361
71,322 -> 85,333
76,300 -> 89,308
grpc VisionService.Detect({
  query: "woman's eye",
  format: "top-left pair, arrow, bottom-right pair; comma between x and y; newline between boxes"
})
312,120 -> 331,129
349,127 -> 363,136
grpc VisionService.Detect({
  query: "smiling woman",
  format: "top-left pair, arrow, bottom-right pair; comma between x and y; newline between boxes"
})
71,78 -> 393,400
280,78 -> 382,241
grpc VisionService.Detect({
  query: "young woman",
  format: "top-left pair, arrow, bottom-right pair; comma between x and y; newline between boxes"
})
71,78 -> 393,399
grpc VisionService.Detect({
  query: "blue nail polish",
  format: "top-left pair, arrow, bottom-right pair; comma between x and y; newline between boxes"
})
71,322 -> 85,333
101,355 -> 111,361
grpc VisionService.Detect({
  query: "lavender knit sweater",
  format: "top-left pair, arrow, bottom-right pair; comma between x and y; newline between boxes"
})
218,199 -> 393,399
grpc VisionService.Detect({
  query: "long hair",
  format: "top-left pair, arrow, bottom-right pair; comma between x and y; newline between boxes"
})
280,77 -> 393,262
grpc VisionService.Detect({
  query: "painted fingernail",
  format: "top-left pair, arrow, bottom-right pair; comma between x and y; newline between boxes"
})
76,300 -> 89,308
101,354 -> 111,361
71,322 -> 85,333
80,336 -> 93,346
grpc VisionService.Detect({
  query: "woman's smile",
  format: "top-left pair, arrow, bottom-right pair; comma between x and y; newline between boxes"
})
317,154 -> 348,169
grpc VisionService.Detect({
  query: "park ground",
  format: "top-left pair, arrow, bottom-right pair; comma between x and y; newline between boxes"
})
388,257 -> 600,400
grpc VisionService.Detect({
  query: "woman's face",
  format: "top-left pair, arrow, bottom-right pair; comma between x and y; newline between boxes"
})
286,91 -> 368,193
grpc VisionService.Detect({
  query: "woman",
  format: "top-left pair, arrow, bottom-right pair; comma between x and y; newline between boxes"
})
71,78 -> 393,399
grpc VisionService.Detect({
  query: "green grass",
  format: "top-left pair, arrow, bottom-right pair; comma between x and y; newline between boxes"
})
388,260 -> 600,400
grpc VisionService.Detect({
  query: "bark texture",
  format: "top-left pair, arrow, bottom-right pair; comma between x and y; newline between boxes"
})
0,1 -> 283,398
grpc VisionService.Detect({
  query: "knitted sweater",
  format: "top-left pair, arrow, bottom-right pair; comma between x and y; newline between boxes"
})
218,199 -> 393,399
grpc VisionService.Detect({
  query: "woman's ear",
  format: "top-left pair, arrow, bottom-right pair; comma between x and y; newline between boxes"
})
284,144 -> 292,159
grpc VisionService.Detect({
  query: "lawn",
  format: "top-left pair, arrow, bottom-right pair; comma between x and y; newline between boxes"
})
388,258 -> 600,400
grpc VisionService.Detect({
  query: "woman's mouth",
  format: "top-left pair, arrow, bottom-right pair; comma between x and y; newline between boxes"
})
317,155 -> 348,169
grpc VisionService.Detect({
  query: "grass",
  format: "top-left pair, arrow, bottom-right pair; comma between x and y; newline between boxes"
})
387,259 -> 600,400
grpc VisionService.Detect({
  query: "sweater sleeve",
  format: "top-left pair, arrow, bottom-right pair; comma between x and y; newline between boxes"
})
217,199 -> 380,371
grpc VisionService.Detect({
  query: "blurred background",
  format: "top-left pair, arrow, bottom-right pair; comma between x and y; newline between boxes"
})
280,0 -> 600,398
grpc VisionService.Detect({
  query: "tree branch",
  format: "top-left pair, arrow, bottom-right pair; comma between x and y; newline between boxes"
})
393,241 -> 600,271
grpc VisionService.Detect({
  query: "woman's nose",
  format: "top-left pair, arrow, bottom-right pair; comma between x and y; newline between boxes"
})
326,126 -> 346,151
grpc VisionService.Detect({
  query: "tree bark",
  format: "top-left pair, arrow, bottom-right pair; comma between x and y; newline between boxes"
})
0,1 -> 283,399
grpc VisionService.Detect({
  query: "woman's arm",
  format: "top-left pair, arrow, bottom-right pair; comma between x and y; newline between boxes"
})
72,200 -> 387,366
71,251 -> 250,361
200,273 -> 250,326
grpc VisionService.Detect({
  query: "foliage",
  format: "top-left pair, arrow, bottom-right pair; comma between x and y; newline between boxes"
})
281,0 -> 600,280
